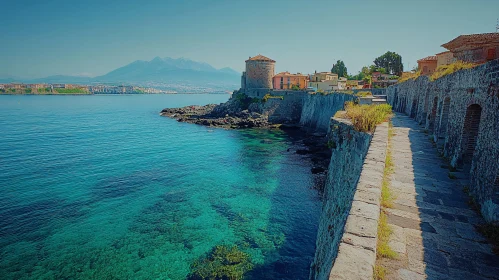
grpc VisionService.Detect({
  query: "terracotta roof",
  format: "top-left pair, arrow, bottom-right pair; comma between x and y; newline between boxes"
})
274,71 -> 307,77
417,56 -> 438,62
245,54 -> 275,63
442,33 -> 499,51
435,51 -> 451,56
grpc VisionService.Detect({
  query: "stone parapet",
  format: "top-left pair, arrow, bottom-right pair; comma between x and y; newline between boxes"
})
329,122 -> 388,280
310,117 -> 388,280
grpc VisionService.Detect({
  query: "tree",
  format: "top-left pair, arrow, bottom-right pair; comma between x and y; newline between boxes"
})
374,51 -> 403,76
331,60 -> 348,78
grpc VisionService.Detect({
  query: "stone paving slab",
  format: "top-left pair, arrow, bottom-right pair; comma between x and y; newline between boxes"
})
382,114 -> 499,280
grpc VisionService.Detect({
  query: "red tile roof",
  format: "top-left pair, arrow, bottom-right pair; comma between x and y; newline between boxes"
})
274,71 -> 307,77
246,54 -> 275,63
417,56 -> 438,62
435,51 -> 451,56
442,33 -> 499,51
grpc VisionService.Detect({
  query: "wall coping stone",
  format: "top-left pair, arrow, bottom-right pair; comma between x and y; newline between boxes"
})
329,122 -> 389,279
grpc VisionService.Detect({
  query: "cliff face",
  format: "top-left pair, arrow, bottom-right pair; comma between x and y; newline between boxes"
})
386,59 -> 499,223
300,94 -> 356,133
310,119 -> 373,279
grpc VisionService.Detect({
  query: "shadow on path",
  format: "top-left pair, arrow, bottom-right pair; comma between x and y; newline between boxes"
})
381,113 -> 499,280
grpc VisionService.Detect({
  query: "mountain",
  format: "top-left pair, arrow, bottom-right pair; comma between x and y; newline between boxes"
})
93,57 -> 240,84
28,75 -> 93,84
2,57 -> 241,93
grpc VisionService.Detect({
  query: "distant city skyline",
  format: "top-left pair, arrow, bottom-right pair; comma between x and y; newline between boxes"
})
1,0 -> 498,79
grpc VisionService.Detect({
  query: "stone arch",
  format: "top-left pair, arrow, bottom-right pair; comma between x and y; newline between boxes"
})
410,97 -> 418,118
461,104 -> 482,165
400,97 -> 407,113
393,91 -> 399,111
429,97 -> 438,131
439,97 -> 451,137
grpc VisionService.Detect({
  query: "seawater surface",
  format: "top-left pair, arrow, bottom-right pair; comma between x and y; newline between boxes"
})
0,94 -> 321,279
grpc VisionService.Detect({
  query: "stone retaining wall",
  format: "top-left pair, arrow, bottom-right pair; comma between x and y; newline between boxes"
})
310,118 -> 389,280
300,94 -> 356,133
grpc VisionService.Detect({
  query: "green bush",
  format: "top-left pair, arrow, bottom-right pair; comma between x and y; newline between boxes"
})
188,245 -> 253,280
24,88 -> 32,93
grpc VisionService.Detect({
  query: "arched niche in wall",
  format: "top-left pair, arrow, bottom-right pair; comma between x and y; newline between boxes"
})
439,97 -> 451,138
461,104 -> 482,168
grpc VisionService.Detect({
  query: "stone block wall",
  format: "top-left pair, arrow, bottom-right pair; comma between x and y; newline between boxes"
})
262,91 -> 308,124
245,60 -> 274,91
386,59 -> 499,223
310,118 -> 388,279
300,94 -> 356,133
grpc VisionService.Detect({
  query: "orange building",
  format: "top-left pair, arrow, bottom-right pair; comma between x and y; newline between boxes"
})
417,56 -> 438,76
272,72 -> 308,90
441,33 -> 499,64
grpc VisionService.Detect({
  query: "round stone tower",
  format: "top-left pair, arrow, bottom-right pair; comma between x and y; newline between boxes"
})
244,54 -> 275,96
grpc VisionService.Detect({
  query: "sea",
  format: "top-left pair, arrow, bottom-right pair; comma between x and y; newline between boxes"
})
0,94 -> 321,279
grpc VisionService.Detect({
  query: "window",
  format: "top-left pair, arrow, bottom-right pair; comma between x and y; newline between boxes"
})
487,48 -> 496,60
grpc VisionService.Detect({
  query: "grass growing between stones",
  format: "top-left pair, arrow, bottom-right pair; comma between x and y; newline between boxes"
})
343,102 -> 392,132
375,123 -> 397,280
374,264 -> 387,280
377,211 -> 398,259
381,126 -> 395,208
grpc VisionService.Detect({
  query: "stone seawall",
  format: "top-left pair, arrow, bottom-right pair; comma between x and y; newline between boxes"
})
310,118 -> 388,280
261,91 -> 308,124
386,59 -> 499,223
300,94 -> 356,133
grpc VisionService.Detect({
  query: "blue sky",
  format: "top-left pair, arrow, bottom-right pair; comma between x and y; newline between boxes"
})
1,0 -> 498,78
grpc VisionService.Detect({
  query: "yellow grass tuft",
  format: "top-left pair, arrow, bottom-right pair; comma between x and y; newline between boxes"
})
377,211 -> 398,259
430,61 -> 477,81
398,70 -> 421,83
343,102 -> 392,132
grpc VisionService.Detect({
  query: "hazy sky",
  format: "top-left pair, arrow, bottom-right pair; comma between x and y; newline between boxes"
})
1,0 -> 498,78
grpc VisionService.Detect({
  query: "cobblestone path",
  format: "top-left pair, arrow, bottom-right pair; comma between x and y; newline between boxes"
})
381,114 -> 499,280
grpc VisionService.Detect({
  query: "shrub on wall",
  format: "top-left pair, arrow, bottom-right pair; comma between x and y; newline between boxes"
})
343,102 -> 392,132
430,61 -> 476,81
398,71 -> 421,83
356,91 -> 372,97
262,93 -> 284,103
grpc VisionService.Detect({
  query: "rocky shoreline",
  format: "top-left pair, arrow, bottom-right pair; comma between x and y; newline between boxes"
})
160,96 -> 332,193
159,99 -> 277,129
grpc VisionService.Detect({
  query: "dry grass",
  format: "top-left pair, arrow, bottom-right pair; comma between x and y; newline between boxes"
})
377,211 -> 398,259
343,102 -> 392,132
376,123 -> 397,279
381,132 -> 394,208
430,61 -> 477,81
374,264 -> 387,280
398,70 -> 421,83
356,91 -> 372,97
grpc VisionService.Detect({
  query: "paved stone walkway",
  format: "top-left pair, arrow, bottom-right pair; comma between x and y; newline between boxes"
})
381,114 -> 499,280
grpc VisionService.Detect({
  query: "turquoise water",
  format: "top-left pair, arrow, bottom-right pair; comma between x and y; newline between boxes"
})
0,94 -> 321,279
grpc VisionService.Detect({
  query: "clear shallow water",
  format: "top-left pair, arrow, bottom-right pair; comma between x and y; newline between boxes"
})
0,94 -> 321,279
